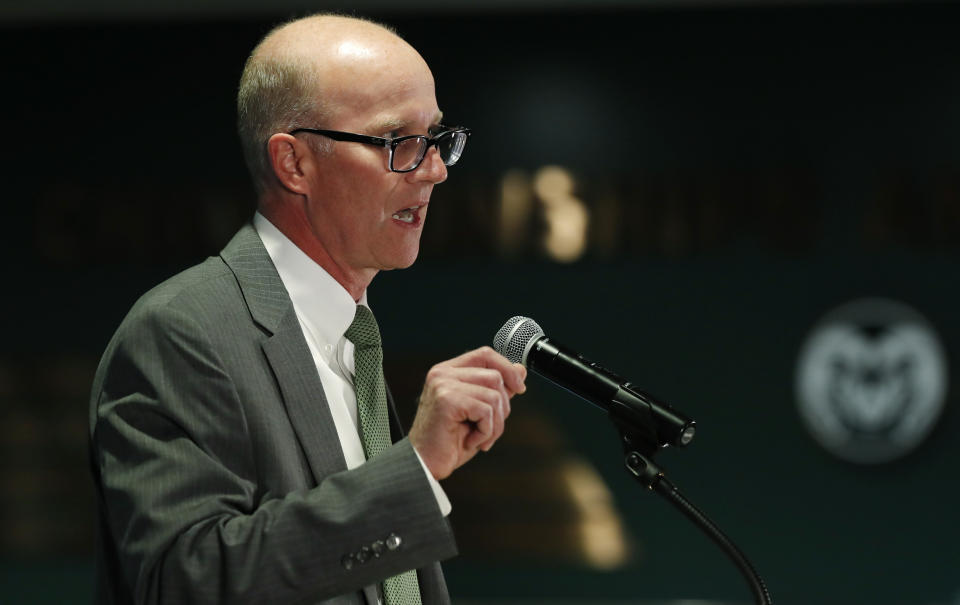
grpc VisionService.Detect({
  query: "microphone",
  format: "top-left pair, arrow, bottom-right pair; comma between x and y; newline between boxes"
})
493,316 -> 695,450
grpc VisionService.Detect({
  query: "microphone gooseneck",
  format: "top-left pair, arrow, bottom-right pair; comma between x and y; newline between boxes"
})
495,315 -> 773,605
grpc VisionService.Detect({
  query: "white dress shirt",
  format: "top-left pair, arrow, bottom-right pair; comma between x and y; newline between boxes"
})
254,212 -> 450,515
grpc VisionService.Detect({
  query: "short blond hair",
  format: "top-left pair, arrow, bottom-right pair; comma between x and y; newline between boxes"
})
236,14 -> 396,194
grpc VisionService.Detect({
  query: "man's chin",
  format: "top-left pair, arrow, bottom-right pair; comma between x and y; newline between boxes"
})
396,253 -> 419,270
380,247 -> 421,271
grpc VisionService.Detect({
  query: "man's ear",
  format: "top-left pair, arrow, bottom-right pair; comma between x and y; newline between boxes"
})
267,133 -> 315,194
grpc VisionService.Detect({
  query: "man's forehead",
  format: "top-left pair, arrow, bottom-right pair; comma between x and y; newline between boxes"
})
262,16 -> 425,84
334,39 -> 379,61
263,16 -> 441,132
265,15 -> 396,51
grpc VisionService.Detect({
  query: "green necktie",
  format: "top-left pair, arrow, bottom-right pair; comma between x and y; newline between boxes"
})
344,305 -> 423,605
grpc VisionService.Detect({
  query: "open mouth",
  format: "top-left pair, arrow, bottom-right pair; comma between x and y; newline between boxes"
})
391,205 -> 424,225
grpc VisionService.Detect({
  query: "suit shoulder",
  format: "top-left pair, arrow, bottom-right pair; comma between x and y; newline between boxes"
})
98,257 -> 249,355
129,256 -> 241,320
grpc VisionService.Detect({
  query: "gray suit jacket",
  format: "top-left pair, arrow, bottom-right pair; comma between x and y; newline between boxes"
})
89,224 -> 457,604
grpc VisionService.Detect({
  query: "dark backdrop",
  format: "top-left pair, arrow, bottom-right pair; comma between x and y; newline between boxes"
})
2,3 -> 958,604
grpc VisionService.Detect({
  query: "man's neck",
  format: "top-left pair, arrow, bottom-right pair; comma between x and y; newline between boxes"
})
257,202 -> 375,301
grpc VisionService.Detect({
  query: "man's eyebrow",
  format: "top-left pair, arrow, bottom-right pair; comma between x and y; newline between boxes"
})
373,118 -> 405,132
371,113 -> 445,133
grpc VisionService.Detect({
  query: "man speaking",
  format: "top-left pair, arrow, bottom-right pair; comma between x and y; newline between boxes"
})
88,14 -> 526,604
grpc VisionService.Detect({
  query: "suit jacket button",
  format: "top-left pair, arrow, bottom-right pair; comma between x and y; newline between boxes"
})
386,533 -> 402,550
357,546 -> 372,563
371,540 -> 386,557
341,554 -> 355,570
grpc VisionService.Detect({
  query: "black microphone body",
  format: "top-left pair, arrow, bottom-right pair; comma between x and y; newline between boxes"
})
528,337 -> 625,412
494,316 -> 695,451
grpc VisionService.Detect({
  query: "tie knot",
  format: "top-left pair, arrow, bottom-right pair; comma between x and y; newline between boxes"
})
345,305 -> 381,348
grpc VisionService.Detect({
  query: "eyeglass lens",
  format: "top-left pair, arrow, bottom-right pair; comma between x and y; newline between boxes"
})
392,131 -> 468,172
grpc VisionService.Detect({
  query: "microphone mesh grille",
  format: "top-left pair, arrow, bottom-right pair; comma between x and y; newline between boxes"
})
493,316 -> 544,365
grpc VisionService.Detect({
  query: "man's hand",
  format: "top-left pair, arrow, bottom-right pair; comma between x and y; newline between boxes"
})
408,346 -> 527,480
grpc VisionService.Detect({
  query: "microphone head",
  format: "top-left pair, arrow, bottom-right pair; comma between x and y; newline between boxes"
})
493,316 -> 544,365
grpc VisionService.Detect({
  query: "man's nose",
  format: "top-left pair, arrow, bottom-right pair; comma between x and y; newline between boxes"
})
409,146 -> 447,184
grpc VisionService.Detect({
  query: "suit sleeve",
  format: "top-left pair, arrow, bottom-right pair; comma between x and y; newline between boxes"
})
90,300 -> 457,604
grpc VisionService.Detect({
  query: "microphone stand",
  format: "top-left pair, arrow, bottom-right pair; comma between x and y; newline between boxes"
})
617,424 -> 774,605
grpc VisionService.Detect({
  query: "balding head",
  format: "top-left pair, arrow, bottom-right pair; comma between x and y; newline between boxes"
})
237,14 -> 427,195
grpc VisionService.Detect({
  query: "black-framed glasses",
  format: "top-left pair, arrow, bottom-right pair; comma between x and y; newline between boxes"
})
289,126 -> 471,173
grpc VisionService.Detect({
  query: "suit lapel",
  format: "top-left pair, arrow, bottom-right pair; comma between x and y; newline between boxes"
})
221,224 -> 348,482
262,313 -> 348,481
220,224 -> 289,332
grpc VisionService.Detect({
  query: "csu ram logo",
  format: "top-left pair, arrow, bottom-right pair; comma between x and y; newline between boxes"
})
795,299 -> 948,464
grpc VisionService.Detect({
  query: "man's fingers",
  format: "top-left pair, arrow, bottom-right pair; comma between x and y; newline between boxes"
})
439,368 -> 511,439
461,396 -> 496,451
413,347 -> 525,479
452,382 -> 506,451
437,366 -> 508,393
436,347 -> 528,395
508,363 -> 527,395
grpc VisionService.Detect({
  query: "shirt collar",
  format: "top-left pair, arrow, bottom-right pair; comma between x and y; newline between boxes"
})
253,212 -> 367,348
